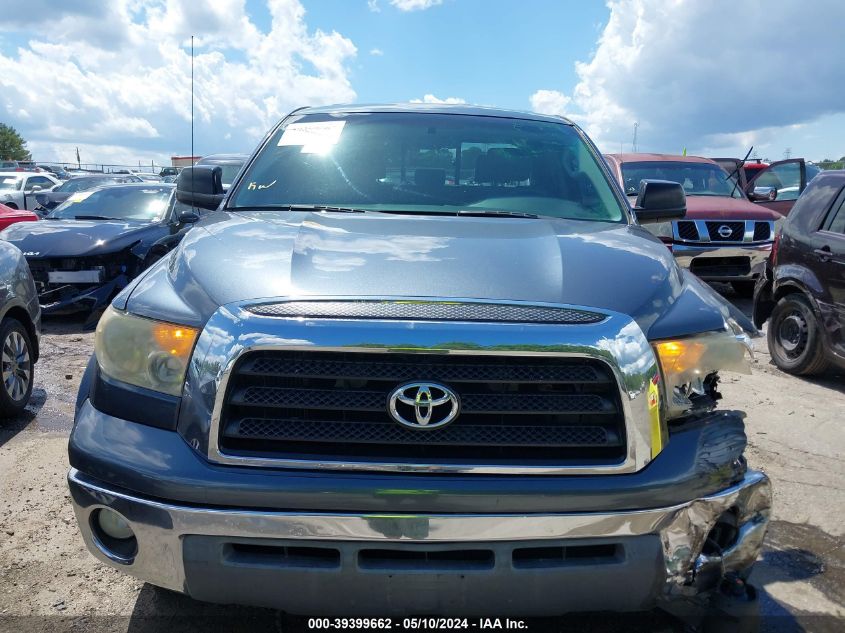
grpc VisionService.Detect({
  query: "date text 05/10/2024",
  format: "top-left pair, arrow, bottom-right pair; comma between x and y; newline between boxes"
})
307,618 -> 529,630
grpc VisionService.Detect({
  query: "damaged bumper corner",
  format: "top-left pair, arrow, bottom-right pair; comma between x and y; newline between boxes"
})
39,274 -> 129,315
660,469 -> 771,597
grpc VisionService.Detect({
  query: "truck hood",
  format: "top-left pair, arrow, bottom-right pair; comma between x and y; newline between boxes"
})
682,195 -> 782,220
0,218 -> 156,258
144,210 -> 717,337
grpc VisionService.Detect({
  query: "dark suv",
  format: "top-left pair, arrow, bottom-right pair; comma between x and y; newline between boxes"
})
68,105 -> 769,621
754,170 -> 845,374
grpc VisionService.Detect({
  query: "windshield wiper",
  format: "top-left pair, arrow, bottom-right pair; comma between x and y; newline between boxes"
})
456,210 -> 539,219
236,204 -> 366,213
72,215 -> 120,220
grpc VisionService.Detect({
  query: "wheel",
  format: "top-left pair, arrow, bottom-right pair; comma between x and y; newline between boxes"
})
767,294 -> 830,375
0,318 -> 34,417
4,203 -> 17,210
730,281 -> 756,297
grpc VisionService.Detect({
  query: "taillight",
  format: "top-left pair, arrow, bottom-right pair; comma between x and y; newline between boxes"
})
771,231 -> 780,265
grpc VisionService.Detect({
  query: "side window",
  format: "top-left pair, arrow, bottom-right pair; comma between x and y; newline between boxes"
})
755,163 -> 801,201
824,194 -> 845,235
25,176 -> 53,191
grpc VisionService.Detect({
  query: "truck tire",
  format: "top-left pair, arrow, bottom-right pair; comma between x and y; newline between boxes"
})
768,293 -> 829,375
0,318 -> 34,417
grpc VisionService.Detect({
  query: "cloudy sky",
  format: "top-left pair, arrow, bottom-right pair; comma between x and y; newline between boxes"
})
1,0 -> 843,167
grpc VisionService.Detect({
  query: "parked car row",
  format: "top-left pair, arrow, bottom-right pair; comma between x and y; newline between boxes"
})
0,154 -> 246,324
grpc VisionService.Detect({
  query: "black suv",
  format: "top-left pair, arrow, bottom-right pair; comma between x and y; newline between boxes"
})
754,170 -> 845,374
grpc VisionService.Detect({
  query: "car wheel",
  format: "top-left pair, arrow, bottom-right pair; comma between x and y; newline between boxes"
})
767,294 -> 830,375
0,318 -> 34,417
730,281 -> 756,297
4,203 -> 17,210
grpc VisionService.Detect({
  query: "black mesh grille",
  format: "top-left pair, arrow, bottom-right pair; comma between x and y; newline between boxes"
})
232,418 -> 611,447
244,301 -> 606,324
752,222 -> 771,241
706,221 -> 745,242
219,351 -> 627,465
676,221 -> 699,241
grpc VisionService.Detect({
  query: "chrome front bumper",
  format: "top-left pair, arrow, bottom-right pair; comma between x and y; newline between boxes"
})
68,467 -> 771,612
672,242 -> 772,281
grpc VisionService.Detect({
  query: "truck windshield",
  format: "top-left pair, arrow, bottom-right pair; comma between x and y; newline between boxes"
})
229,113 -> 625,222
621,161 -> 742,198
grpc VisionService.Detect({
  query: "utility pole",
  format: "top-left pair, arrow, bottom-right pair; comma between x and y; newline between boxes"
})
784,147 -> 792,159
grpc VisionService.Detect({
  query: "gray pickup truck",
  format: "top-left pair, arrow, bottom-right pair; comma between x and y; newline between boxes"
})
68,104 -> 770,622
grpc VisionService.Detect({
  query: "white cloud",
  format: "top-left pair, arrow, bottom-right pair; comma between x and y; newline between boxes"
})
563,0 -> 845,156
0,0 -> 357,166
411,94 -> 466,104
390,0 -> 443,11
369,48 -> 384,56
529,89 -> 570,117
367,0 -> 381,11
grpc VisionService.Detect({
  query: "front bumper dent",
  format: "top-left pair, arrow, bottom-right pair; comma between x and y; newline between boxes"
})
68,467 -> 771,614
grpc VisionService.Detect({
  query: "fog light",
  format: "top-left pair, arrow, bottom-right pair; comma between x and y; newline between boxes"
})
97,508 -> 134,540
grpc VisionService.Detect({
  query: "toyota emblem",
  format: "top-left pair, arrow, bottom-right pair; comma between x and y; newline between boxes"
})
387,382 -> 460,430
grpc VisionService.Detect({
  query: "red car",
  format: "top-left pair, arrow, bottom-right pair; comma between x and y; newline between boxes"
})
0,202 -> 38,231
604,153 -> 783,295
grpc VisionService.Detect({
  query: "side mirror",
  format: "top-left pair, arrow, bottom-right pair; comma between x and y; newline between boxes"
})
176,166 -> 224,211
633,179 -> 686,223
29,185 -> 42,192
748,186 -> 777,202
177,210 -> 200,224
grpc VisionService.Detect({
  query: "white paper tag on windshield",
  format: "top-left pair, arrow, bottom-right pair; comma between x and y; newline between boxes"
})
278,121 -> 345,153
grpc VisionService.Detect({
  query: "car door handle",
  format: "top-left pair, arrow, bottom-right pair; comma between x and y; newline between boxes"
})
814,247 -> 832,261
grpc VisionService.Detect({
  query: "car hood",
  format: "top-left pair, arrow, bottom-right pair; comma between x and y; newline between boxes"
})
142,210 -> 720,337
682,195 -> 782,220
0,218 -> 156,257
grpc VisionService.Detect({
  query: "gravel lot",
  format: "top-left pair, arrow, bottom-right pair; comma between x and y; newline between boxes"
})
0,290 -> 843,632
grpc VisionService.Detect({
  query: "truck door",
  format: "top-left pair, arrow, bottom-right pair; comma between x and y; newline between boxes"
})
745,159 -> 806,215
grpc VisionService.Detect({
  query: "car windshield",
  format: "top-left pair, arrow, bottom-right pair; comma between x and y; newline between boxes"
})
0,176 -> 22,191
621,161 -> 743,198
55,178 -> 119,193
47,186 -> 173,221
229,113 -> 625,222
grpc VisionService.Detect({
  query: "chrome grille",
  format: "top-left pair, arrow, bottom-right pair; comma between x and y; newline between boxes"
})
673,220 -> 774,244
219,351 -> 627,465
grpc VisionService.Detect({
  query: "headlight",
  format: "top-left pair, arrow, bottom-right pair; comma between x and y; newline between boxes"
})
95,306 -> 198,396
653,321 -> 752,417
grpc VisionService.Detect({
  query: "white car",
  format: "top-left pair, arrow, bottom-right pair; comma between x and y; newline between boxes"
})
0,171 -> 60,210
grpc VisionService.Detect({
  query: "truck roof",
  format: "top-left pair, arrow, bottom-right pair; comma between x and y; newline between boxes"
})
295,102 -> 575,125
606,153 -> 719,165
